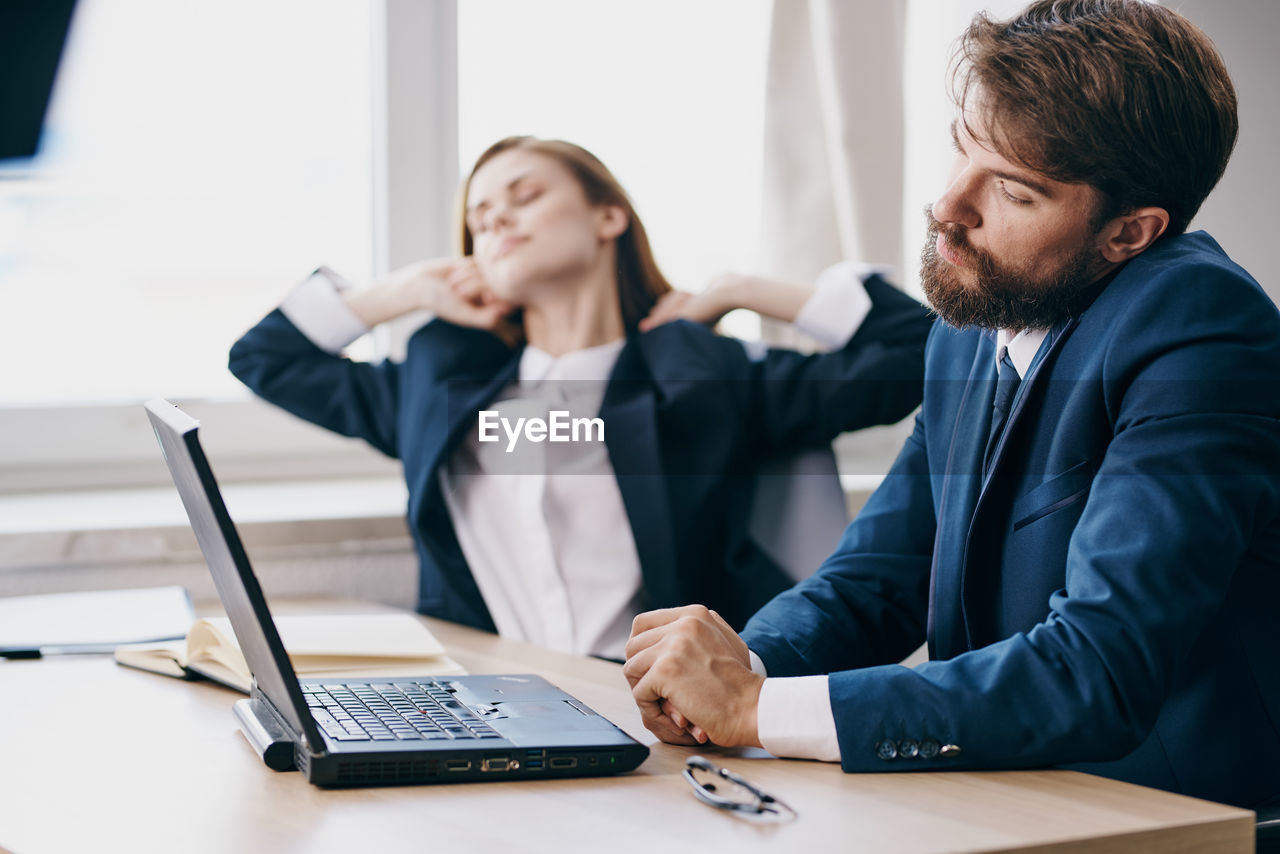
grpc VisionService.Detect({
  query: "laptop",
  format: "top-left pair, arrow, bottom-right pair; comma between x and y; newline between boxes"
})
145,398 -> 649,787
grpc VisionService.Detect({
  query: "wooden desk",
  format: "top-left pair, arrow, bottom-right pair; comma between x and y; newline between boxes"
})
0,605 -> 1254,854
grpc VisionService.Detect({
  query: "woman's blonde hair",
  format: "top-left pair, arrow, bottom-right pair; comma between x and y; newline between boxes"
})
459,136 -> 672,332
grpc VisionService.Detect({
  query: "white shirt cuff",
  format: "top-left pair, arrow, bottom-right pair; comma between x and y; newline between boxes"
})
792,261 -> 883,349
756,675 -> 842,762
278,266 -> 371,354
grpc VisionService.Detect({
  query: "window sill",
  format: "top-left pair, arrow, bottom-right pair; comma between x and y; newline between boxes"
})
0,476 -> 409,537
0,477 -> 419,606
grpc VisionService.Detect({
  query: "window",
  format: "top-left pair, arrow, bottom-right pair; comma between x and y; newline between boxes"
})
2,0 -> 375,405
0,0 -> 381,491
2,0 -> 774,493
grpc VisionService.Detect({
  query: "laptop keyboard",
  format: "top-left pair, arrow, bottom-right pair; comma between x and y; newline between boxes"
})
301,681 -> 503,743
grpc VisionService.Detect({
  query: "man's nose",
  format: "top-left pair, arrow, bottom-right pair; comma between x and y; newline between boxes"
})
932,169 -> 981,230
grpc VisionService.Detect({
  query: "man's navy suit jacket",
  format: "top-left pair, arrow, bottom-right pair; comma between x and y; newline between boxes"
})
230,276 -> 934,633
742,232 -> 1280,809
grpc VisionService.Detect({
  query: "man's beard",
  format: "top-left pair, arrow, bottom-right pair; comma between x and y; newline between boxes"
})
920,206 -> 1105,331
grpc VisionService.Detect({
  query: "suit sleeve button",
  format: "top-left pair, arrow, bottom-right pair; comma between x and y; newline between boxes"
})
875,740 -> 899,760
918,739 -> 940,759
939,744 -> 962,758
897,740 -> 919,758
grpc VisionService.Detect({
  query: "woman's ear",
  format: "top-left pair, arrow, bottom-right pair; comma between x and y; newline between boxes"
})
1098,206 -> 1170,263
597,205 -> 629,241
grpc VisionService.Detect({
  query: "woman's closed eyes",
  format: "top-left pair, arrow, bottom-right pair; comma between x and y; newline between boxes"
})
470,179 -> 547,234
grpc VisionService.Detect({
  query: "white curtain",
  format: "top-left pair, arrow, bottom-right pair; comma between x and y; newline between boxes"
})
759,0 -> 1029,297
758,0 -> 906,285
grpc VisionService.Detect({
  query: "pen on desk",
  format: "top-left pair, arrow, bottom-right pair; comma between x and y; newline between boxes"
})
1,644 -> 122,658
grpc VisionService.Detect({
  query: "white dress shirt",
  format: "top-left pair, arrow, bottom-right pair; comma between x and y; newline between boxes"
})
277,263 -> 873,663
996,328 -> 1050,379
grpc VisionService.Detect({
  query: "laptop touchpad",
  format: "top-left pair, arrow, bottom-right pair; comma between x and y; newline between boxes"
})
488,700 -> 618,742
495,700 -> 588,719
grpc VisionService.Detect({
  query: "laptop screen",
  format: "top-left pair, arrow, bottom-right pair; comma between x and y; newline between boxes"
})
144,399 -> 324,751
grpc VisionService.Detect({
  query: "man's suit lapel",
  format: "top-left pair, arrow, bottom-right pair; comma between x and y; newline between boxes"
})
600,337 -> 681,609
929,334 -> 997,660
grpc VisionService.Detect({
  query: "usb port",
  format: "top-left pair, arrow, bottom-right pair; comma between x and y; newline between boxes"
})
549,756 -> 577,769
445,759 -> 471,772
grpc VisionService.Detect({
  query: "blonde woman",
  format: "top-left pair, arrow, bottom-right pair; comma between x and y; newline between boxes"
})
230,136 -> 932,660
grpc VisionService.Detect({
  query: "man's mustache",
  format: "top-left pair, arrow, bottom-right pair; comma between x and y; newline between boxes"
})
924,205 -> 982,268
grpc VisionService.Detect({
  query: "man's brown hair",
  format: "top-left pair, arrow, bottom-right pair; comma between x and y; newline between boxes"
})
953,0 -> 1238,235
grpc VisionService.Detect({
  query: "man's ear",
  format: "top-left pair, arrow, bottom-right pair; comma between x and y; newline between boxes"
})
597,205 -> 629,241
1098,206 -> 1170,263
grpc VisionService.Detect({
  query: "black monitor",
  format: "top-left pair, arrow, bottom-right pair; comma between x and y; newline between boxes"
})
1,0 -> 78,161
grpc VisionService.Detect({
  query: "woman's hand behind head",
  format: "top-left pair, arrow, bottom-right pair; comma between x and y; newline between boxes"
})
436,257 -> 517,330
345,257 -> 519,345
637,272 -> 817,333
393,257 -> 516,332
637,278 -> 737,333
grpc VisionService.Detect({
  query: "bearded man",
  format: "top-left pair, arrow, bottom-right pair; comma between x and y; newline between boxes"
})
623,0 -> 1280,811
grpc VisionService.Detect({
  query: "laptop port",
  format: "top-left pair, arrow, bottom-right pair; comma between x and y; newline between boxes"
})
549,756 -> 577,769
481,757 -> 516,772
445,759 -> 471,772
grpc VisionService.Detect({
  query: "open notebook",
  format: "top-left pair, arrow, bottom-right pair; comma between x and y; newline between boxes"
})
115,613 -> 466,693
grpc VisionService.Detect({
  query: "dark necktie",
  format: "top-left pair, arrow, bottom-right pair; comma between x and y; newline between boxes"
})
983,350 -> 1021,476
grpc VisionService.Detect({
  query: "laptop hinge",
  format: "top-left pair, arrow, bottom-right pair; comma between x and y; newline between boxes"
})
233,693 -> 300,771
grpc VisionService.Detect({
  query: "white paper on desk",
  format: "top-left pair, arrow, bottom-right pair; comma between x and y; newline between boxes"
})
0,586 -> 195,652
